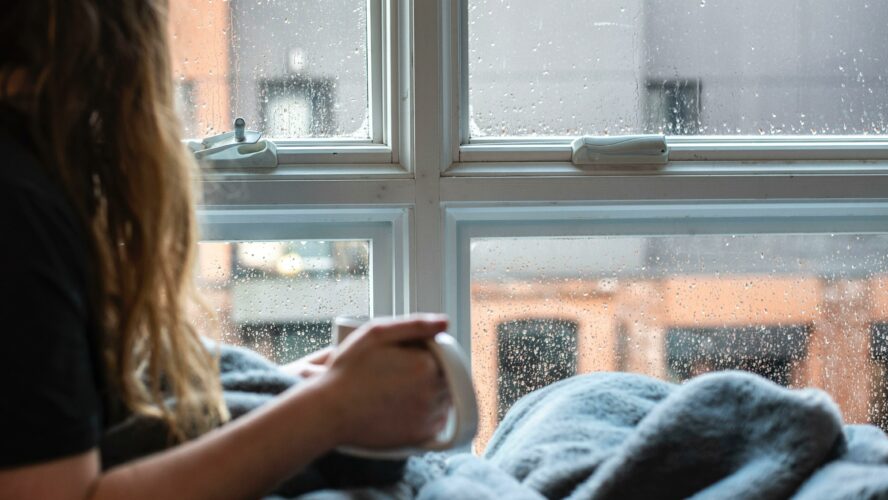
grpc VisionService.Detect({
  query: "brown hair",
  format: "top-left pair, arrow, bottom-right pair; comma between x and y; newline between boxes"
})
0,0 -> 227,439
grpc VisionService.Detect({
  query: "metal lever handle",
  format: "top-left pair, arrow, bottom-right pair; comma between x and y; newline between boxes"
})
234,117 -> 246,142
187,118 -> 277,169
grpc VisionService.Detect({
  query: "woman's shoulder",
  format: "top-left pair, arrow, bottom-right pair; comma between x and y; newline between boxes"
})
0,108 -> 68,212
0,109 -> 89,262
0,107 -> 106,469
0,105 -> 95,327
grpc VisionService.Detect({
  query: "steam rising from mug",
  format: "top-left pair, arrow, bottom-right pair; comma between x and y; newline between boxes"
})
332,316 -> 479,459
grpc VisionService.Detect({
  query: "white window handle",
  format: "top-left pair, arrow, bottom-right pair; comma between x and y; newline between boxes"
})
188,118 -> 278,169
571,135 -> 668,167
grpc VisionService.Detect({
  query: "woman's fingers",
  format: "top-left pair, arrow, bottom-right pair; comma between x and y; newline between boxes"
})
279,360 -> 328,379
299,364 -> 328,378
334,314 -> 448,358
304,347 -> 334,365
358,314 -> 449,347
279,347 -> 335,378
323,314 -> 456,449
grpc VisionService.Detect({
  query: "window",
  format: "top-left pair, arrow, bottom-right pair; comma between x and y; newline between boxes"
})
870,323 -> 888,431
260,77 -> 336,138
174,79 -> 199,138
466,0 -> 888,139
170,2 -> 888,453
171,0 -> 370,140
195,208 -> 410,360
645,79 -> 703,136
666,326 -> 809,386
458,0 -> 888,167
496,319 -> 577,420
195,240 -> 370,363
461,211 -> 888,448
170,0 -> 397,167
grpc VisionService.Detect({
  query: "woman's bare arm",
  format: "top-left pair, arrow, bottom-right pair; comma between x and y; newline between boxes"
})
0,315 -> 450,500
0,366 -> 344,500
95,375 -> 344,500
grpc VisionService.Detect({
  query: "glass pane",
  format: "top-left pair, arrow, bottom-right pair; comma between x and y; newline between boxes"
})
468,1 -> 888,137
471,234 -> 888,448
194,240 -> 370,364
170,0 -> 369,139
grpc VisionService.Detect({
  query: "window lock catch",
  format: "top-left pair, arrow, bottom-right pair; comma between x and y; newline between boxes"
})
188,117 -> 278,170
571,135 -> 669,167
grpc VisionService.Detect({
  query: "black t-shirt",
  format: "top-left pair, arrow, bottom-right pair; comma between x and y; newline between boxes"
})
0,106 -> 107,468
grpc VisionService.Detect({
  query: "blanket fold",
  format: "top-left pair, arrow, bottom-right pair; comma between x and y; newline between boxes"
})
99,342 -> 888,499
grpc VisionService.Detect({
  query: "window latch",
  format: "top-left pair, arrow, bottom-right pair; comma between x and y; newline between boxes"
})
187,117 -> 278,169
571,135 -> 668,167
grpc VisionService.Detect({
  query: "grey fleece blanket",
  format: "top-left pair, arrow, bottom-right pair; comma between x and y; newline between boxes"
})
103,344 -> 888,499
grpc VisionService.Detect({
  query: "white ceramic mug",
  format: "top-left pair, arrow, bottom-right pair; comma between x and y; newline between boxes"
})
332,316 -> 479,459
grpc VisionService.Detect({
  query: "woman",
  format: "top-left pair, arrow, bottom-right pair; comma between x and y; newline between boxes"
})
0,1 -> 449,498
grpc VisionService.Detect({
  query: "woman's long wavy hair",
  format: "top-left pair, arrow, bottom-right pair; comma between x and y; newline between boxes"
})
0,0 -> 228,439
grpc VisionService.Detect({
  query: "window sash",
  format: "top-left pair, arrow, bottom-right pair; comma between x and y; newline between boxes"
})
199,0 -> 401,169
198,207 -> 411,317
450,0 -> 888,168
443,201 -> 888,355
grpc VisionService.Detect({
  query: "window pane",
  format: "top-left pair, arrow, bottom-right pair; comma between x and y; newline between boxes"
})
194,240 -> 370,364
471,234 -> 888,448
468,1 -> 888,137
170,0 -> 369,139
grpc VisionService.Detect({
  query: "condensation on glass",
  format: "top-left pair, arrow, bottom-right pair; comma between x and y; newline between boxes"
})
169,0 -> 369,139
470,234 -> 888,447
194,240 -> 370,364
468,1 -> 888,137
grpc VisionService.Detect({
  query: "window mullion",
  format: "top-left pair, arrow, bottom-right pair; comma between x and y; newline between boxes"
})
410,0 -> 446,313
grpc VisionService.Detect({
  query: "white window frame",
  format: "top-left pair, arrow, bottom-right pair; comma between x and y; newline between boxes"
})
200,0 -> 888,344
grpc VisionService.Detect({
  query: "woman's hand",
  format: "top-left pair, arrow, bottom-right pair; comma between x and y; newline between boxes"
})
321,314 -> 452,450
280,347 -> 333,379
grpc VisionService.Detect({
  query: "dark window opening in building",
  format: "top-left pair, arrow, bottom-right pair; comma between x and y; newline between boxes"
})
870,323 -> 888,432
645,78 -> 702,135
238,321 -> 332,365
615,321 -> 630,372
666,325 -> 809,387
259,77 -> 336,138
496,319 -> 578,421
174,79 -> 198,138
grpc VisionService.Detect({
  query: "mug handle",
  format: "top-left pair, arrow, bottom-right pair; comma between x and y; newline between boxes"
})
338,333 -> 479,460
